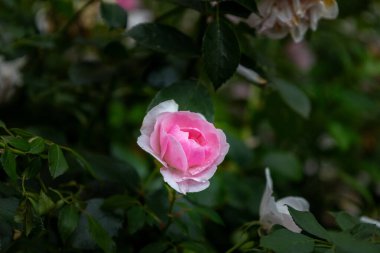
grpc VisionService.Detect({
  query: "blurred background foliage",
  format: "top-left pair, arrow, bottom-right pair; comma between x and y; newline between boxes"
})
0,0 -> 379,252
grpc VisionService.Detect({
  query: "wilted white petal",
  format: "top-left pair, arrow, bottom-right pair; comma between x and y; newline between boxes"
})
259,168 -> 310,233
321,0 -> 339,19
360,216 -> 380,228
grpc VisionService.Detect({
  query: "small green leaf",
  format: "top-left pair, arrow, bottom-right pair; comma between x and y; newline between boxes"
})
58,205 -> 80,242
260,229 -> 314,253
100,2 -> 127,29
127,206 -> 146,234
2,136 -> 30,152
87,215 -> 116,253
148,80 -> 214,122
1,148 -> 18,181
37,191 -> 55,215
48,144 -> 69,178
203,19 -> 240,89
273,79 -> 311,119
28,137 -> 45,154
127,23 -> 198,57
332,212 -> 359,231
288,207 -> 330,240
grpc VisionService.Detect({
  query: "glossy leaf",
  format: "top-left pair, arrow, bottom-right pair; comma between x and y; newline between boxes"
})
128,23 -> 198,57
203,19 -> 240,89
28,137 -> 45,154
3,136 -> 30,152
48,144 -> 69,178
148,80 -> 214,122
288,207 -> 330,240
1,148 -> 18,181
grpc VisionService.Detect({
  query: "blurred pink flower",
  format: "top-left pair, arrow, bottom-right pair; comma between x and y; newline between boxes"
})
117,0 -> 139,11
260,168 -> 310,233
137,100 -> 229,194
248,0 -> 339,42
285,41 -> 315,72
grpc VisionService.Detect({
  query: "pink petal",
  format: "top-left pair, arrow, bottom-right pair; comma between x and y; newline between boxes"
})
140,100 -> 178,137
163,135 -> 188,172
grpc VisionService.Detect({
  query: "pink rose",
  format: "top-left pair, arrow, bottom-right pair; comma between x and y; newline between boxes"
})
116,0 -> 139,11
137,100 -> 229,194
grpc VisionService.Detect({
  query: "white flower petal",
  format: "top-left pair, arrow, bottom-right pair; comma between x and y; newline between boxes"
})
360,216 -> 380,228
140,100 -> 178,136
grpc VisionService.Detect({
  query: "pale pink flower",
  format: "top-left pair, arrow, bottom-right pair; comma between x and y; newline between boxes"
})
117,0 -> 139,11
248,0 -> 339,42
0,56 -> 26,104
137,100 -> 229,194
260,168 -> 310,233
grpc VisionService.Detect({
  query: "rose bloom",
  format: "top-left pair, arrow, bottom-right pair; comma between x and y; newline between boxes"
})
137,100 -> 229,194
248,0 -> 339,42
116,0 -> 139,11
260,168 -> 310,233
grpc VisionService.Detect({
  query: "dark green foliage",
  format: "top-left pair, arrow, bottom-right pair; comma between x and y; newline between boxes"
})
0,0 -> 379,252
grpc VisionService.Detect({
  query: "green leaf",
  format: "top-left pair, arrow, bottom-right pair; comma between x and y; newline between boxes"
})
87,215 -> 116,253
262,151 -> 302,182
273,79 -> 311,119
127,23 -> 198,57
1,148 -> 18,181
127,206 -> 146,234
58,205 -> 80,242
288,207 -> 330,240
329,231 -> 380,253
180,241 -> 210,253
260,229 -> 314,253
9,128 -> 35,138
148,80 -> 214,122
203,19 -> 240,89
332,212 -> 359,231
48,144 -> 69,178
2,136 -> 30,152
100,2 -> 127,29
28,137 -> 45,154
37,191 -> 55,215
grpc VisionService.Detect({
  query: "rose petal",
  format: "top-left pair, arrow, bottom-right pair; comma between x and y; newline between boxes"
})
160,167 -> 181,193
276,196 -> 310,213
178,179 -> 210,194
163,135 -> 188,171
137,135 -> 168,167
260,168 -> 282,227
140,100 -> 178,136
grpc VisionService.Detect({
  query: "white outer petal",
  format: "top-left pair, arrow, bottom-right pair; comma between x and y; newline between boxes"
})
140,100 -> 178,136
276,196 -> 310,233
259,168 -> 283,229
360,216 -> 380,228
